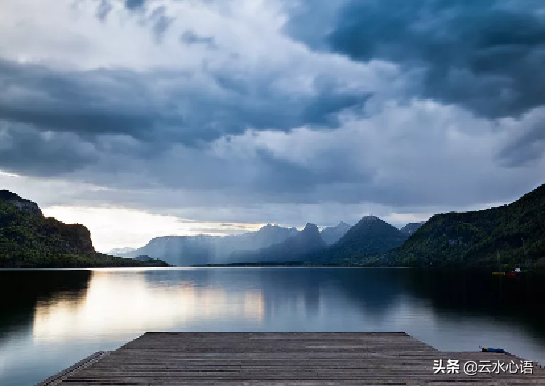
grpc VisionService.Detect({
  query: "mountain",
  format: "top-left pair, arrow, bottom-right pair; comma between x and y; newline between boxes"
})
0,190 -> 169,268
229,223 -> 326,263
320,221 -> 351,245
310,216 -> 408,263
124,223 -> 300,266
377,183 -> 545,268
242,223 -> 300,250
399,222 -> 425,236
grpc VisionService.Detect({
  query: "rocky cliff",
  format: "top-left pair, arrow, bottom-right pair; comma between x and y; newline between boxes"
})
0,190 -> 43,216
0,190 -> 168,267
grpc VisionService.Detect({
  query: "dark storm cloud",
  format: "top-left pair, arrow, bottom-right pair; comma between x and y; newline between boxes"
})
0,54 -> 371,191
0,59 -> 158,140
0,123 -> 96,176
2,0 -> 543,220
0,59 -> 368,147
322,0 -> 545,119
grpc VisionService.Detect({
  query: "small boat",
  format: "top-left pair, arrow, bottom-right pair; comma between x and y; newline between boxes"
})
492,271 -> 506,275
506,269 -> 522,278
506,272 -> 517,277
481,347 -> 511,354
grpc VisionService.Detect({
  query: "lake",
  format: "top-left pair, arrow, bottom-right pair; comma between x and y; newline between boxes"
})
1,267 -> 544,386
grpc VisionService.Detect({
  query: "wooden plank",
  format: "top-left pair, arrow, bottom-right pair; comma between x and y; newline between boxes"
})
34,351 -> 111,386
40,333 -> 544,386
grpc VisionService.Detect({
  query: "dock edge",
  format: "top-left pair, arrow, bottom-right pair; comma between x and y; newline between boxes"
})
35,351 -> 111,386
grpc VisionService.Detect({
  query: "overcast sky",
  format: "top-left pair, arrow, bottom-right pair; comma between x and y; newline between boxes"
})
1,0 -> 544,252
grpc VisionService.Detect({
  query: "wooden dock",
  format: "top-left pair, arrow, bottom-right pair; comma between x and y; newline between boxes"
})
38,332 -> 545,385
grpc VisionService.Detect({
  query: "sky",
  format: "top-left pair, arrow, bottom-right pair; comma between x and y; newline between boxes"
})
1,0 -> 545,252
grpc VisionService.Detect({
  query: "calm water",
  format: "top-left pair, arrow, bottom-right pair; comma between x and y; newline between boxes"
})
1,267 -> 544,385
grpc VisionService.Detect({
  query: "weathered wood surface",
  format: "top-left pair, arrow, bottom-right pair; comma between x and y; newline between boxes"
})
36,351 -> 110,386
43,332 -> 545,385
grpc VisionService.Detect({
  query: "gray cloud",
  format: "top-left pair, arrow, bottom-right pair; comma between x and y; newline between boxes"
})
0,58 -> 369,148
498,119 -> 545,167
321,0 -> 545,119
1,0 -> 544,238
0,60 -> 158,140
0,122 -> 96,176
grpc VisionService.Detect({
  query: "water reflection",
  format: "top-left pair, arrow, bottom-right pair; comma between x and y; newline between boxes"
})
33,270 -> 264,342
0,270 -> 91,342
0,267 -> 544,386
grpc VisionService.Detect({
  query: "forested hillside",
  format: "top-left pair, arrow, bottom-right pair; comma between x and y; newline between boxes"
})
365,184 -> 545,267
0,190 -> 169,268
308,216 -> 408,264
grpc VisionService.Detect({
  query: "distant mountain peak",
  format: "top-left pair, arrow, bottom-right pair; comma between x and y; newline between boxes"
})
320,221 -> 352,245
229,221 -> 326,263
302,223 -> 319,232
400,221 -> 426,235
310,215 -> 407,262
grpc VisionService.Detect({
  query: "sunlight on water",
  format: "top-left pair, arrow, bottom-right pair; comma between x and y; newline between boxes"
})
33,270 -> 264,342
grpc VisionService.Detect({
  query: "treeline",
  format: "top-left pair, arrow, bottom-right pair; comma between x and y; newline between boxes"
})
0,252 -> 170,268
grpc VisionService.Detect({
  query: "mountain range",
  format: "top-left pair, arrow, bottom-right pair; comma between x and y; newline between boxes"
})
187,218 -> 412,267
3,181 -> 545,268
117,222 -> 356,266
307,216 -> 409,264
229,223 -> 326,264
188,184 -> 545,268
119,223 -> 301,266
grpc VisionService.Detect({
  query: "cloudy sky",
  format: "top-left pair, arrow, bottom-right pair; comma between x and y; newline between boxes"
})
1,0 -> 544,252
